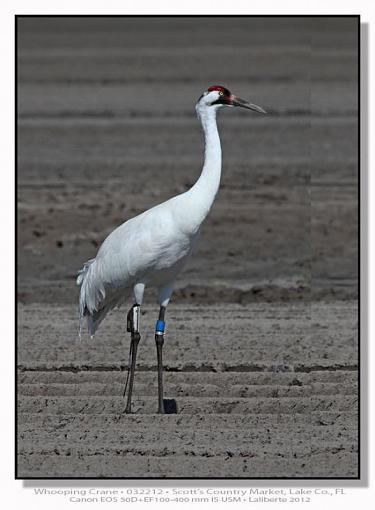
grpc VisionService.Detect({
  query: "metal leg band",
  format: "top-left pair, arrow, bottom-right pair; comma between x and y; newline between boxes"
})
127,304 -> 140,333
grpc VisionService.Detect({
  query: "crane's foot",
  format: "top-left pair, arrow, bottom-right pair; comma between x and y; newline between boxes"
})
163,398 -> 178,414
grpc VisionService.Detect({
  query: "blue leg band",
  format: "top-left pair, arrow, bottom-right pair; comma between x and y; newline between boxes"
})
155,320 -> 166,334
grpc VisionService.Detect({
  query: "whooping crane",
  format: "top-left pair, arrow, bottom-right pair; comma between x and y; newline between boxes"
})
77,85 -> 266,413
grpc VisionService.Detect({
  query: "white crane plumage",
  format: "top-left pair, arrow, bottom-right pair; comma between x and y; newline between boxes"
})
77,85 -> 266,413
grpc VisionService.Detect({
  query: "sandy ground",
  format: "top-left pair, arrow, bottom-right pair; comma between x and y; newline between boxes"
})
17,17 -> 358,478
18,302 -> 358,478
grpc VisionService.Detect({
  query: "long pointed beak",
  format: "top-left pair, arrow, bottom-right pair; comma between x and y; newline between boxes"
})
231,96 -> 267,114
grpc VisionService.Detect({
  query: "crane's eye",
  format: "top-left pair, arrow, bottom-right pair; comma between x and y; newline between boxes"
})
219,91 -> 224,95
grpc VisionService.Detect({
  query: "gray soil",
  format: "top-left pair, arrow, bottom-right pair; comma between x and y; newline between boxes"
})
17,17 -> 359,478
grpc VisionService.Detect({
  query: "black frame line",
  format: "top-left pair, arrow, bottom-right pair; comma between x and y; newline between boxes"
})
15,14 -> 362,481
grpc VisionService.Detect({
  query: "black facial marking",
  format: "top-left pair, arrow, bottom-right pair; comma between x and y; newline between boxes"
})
211,97 -> 228,106
211,94 -> 232,106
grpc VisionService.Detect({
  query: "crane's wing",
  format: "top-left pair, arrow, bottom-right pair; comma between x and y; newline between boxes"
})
77,201 -> 185,336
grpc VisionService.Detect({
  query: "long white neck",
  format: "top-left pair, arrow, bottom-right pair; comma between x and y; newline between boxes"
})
183,105 -> 222,231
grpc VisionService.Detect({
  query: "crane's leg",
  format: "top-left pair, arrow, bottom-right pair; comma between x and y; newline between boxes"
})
155,284 -> 177,414
124,303 -> 141,414
155,306 -> 166,413
123,283 -> 145,413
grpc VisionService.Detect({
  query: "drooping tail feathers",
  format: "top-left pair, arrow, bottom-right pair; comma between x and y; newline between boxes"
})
84,300 -> 116,338
76,258 -> 108,337
77,258 -> 129,337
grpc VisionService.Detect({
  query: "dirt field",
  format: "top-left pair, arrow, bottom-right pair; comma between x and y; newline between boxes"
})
17,17 -> 359,478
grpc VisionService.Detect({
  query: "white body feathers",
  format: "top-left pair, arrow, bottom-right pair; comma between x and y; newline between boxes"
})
77,91 -> 222,335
